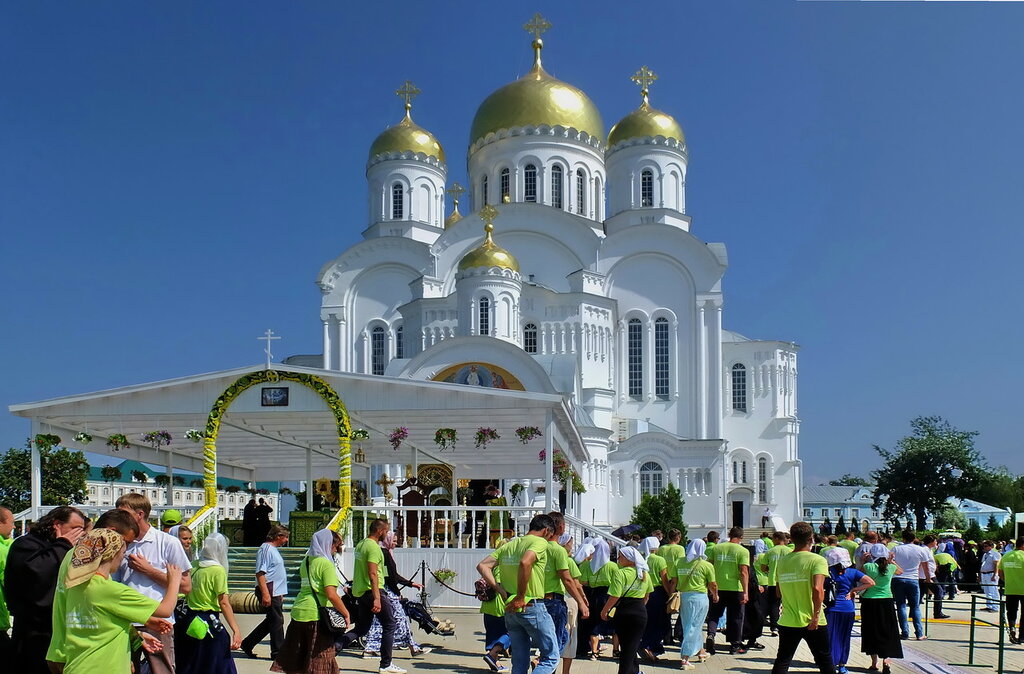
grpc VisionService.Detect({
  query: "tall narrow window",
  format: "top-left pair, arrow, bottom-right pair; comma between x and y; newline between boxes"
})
757,457 -> 768,502
742,461 -> 748,484
550,165 -> 563,209
395,325 -> 404,359
732,363 -> 748,412
576,169 -> 586,215
524,164 -> 537,202
639,461 -> 664,497
524,323 -> 538,353
481,175 -> 489,206
391,183 -> 404,219
628,318 -> 643,399
371,326 -> 386,375
654,317 -> 670,399
478,297 -> 490,335
732,461 -> 738,483
640,170 -> 654,207
500,168 -> 510,202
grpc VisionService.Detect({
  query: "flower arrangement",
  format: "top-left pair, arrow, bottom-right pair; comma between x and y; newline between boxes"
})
433,568 -> 458,582
509,482 -> 525,504
106,433 -> 131,451
141,430 -> 172,448
456,485 -> 473,504
515,426 -> 543,444
184,429 -> 204,443
475,427 -> 499,449
351,428 -> 370,441
32,433 -> 62,450
434,428 -> 458,450
388,427 -> 409,450
73,432 -> 93,445
539,449 -> 587,494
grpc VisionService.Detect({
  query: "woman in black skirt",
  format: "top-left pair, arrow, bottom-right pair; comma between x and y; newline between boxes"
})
860,543 -> 904,674
600,547 -> 653,674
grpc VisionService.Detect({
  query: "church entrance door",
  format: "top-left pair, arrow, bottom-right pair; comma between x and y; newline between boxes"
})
731,500 -> 744,528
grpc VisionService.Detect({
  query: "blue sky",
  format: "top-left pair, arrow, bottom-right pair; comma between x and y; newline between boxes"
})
3,2 -> 1023,486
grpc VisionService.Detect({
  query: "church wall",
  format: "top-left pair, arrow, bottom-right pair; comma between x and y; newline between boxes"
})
346,264 -> 419,374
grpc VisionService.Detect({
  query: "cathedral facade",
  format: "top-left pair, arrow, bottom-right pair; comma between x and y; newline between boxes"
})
309,22 -> 801,534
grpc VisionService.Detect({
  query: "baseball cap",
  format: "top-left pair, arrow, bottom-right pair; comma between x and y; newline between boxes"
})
161,509 -> 182,526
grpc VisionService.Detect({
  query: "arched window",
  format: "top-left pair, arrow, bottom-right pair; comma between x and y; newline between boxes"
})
639,461 -> 664,497
524,323 -> 538,354
628,318 -> 643,399
500,168 -> 510,202
757,457 -> 768,502
640,169 -> 654,207
550,165 -> 563,209
481,175 -> 488,206
391,183 -> 404,219
478,297 -> 490,336
524,164 -> 537,202
371,326 -> 386,375
395,325 -> 404,359
654,317 -> 670,399
732,363 -> 748,412
576,169 -> 586,214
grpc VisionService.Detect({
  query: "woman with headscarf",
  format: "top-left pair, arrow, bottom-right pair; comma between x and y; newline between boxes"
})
362,530 -> 429,659
600,546 -> 653,674
860,543 -> 904,674
825,547 -> 874,674
61,529 -> 183,673
578,539 -> 617,659
570,541 -> 596,663
271,529 -> 350,674
671,539 -> 716,670
560,534 -> 585,674
175,533 -> 242,674
638,536 -> 669,662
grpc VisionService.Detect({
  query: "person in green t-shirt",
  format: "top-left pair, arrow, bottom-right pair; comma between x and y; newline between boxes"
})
0,506 -> 12,646
759,531 -> 790,636
477,514 -> 558,674
772,521 -> 833,674
600,546 -> 652,674
539,512 -> 590,658
706,527 -> 749,654
838,533 -> 859,558
999,536 -> 1024,644
671,539 -> 717,668
175,533 -> 243,672
658,529 -> 686,569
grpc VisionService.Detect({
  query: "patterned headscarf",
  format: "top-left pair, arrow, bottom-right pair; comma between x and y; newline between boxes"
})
66,529 -> 125,588
381,530 -> 399,551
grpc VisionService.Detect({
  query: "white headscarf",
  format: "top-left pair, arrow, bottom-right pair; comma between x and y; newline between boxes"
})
198,532 -> 229,569
574,542 -> 595,565
638,536 -> 660,557
590,539 -> 611,573
685,538 -> 707,562
618,546 -> 649,579
558,532 -> 572,546
308,528 -> 336,560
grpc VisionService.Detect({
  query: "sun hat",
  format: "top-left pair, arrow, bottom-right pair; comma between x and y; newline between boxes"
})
825,547 -> 852,568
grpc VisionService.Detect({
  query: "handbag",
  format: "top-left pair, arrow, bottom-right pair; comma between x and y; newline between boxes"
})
306,558 -> 348,636
666,591 -> 681,614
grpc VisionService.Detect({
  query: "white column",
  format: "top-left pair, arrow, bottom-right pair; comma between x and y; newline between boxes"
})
545,411 -> 555,512
306,447 -> 314,511
166,450 -> 174,506
322,320 -> 332,369
30,420 -> 42,516
710,301 -> 724,438
697,302 -> 707,438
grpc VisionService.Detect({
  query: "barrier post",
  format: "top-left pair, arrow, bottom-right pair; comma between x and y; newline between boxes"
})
924,591 -> 930,637
997,595 -> 1005,674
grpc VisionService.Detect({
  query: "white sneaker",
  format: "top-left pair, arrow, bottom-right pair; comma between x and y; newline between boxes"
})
380,666 -> 407,674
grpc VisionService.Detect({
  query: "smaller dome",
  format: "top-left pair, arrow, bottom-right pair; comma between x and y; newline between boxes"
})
444,203 -> 463,229
608,97 -> 684,147
459,221 -> 519,272
369,105 -> 445,163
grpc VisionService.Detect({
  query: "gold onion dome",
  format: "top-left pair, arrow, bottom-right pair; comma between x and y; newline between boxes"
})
445,183 -> 465,228
608,66 -> 684,147
369,81 -> 445,163
469,20 -> 603,147
459,206 -> 519,272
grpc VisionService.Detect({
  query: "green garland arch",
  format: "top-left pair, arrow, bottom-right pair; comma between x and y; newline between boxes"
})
187,369 -> 352,532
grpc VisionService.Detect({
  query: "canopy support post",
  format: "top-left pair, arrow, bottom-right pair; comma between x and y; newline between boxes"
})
545,410 -> 554,512
306,447 -> 314,511
166,449 -> 174,506
30,419 -> 42,518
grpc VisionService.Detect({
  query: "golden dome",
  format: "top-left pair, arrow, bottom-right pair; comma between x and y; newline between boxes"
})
369,105 -> 446,163
608,99 -> 684,147
459,208 -> 519,272
444,204 -> 463,228
469,39 -> 604,148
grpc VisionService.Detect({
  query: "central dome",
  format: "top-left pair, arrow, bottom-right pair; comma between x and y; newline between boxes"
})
470,40 -> 604,148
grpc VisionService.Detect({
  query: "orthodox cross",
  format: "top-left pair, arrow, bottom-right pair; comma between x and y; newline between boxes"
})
523,12 -> 552,40
396,80 -> 420,110
479,203 -> 499,227
376,472 -> 396,503
631,65 -> 658,103
258,329 -> 281,370
447,182 -> 465,206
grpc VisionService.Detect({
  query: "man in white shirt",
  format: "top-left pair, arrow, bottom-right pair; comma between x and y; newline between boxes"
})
890,529 -> 932,641
116,493 -> 192,674
241,523 -> 290,659
979,540 -> 1002,612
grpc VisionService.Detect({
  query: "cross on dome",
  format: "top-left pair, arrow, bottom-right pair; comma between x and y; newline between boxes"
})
395,80 -> 421,111
523,12 -> 551,40
479,203 -> 499,228
447,182 -> 466,204
631,65 -> 658,105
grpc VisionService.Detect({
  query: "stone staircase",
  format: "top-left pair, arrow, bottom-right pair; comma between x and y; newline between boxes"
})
742,526 -> 776,542
226,546 -> 307,611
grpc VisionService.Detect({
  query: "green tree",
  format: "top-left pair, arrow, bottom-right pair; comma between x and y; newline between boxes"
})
986,515 -> 1000,535
933,503 -> 967,531
629,484 -> 686,538
100,465 -> 122,485
154,474 -> 170,487
964,520 -> 984,543
964,467 -> 1024,514
131,470 -> 149,484
0,442 -> 89,512
829,474 -> 872,487
872,416 -> 986,531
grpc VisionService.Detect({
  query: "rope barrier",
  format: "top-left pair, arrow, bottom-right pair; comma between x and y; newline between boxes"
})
425,562 -> 479,597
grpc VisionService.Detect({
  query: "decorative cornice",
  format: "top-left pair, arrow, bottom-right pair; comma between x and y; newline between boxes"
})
367,150 -> 447,171
605,134 -> 688,158
469,124 -> 604,156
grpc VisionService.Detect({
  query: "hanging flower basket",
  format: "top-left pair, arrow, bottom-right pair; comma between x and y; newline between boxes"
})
539,448 -> 587,494
141,430 -> 172,448
432,568 -> 457,582
388,427 -> 409,451
184,429 -> 204,443
509,482 -> 525,505
351,428 -> 370,441
515,426 -> 542,444
107,434 -> 131,451
73,432 -> 93,445
474,427 -> 499,449
32,433 -> 62,450
434,428 -> 458,450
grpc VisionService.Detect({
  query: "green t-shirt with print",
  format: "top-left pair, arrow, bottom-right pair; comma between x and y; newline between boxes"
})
934,551 -> 959,572
480,565 -> 507,617
1000,549 -> 1024,595
492,534 -> 548,602
647,553 -> 668,586
187,564 -> 228,612
352,537 -> 385,598
591,561 -> 618,588
544,540 -> 571,594
63,575 -> 158,674
658,543 -> 686,570
291,556 -> 340,622
608,566 -> 653,598
711,542 -> 750,592
777,551 -> 829,628
753,553 -> 769,586
762,544 -> 792,586
676,558 -> 716,594
861,562 -> 894,599
46,549 -> 75,663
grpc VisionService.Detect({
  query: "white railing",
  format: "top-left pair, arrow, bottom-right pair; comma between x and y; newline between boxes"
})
186,507 -> 218,549
562,514 -> 628,549
346,505 -> 543,549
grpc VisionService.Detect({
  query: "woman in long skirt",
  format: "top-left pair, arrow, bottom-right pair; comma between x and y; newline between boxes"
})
362,532 -> 428,657
823,548 -> 874,674
579,540 -> 616,659
639,537 -> 669,662
671,539 -> 717,670
175,533 -> 242,674
860,544 -> 904,674
600,547 -> 652,674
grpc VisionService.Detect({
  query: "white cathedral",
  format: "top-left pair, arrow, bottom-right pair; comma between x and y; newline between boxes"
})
297,22 -> 803,534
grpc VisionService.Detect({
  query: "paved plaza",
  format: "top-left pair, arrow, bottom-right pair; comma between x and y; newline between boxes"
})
227,592 -> 1023,674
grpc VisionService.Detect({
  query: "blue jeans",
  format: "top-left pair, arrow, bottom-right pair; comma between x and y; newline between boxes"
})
892,577 -> 922,638
542,595 -> 569,654
505,602 -> 559,674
